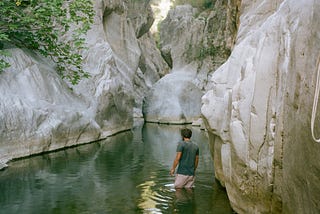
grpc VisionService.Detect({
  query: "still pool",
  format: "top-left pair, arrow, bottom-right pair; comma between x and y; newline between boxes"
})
0,122 -> 233,214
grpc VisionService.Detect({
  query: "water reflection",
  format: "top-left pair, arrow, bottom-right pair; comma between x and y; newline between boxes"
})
0,122 -> 232,214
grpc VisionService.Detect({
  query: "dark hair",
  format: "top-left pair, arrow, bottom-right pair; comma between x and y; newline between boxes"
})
181,128 -> 192,139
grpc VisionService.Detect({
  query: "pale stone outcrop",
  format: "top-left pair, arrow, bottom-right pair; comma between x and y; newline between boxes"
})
0,49 -> 102,165
202,0 -> 320,213
134,32 -> 170,117
143,71 -> 203,124
0,0 -> 166,168
143,2 -> 239,124
100,0 -> 168,120
127,0 -> 155,38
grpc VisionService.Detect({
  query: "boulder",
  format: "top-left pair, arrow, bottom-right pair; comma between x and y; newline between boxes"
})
143,72 -> 203,124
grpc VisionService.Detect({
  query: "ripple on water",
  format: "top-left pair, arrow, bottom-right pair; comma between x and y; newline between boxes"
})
0,124 -> 233,214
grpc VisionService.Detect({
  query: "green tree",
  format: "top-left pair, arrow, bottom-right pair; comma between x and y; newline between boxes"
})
0,0 -> 94,85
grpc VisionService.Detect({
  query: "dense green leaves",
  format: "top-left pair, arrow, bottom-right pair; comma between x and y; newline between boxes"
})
0,0 -> 94,84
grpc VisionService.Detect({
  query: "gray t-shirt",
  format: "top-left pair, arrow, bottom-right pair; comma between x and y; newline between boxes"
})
176,140 -> 199,176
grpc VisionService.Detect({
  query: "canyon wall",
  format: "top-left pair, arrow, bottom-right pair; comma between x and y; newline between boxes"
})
202,0 -> 320,213
0,0 -> 167,168
143,1 -> 239,124
2,0 -> 320,213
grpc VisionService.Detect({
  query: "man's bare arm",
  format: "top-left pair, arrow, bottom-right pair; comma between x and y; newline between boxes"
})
194,155 -> 199,172
170,152 -> 182,176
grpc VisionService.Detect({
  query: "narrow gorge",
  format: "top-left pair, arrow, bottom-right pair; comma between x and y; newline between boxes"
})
1,0 -> 320,213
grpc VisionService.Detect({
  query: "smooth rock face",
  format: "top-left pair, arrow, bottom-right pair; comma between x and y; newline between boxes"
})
143,72 -> 203,124
0,0 -> 165,167
143,2 -> 238,124
0,49 -> 102,164
134,32 -> 170,117
202,0 -> 320,213
160,4 -> 204,71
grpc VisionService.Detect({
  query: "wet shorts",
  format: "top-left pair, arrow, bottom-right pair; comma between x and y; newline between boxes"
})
174,174 -> 195,188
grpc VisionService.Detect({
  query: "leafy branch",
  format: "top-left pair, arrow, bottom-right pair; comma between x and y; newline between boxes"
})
0,0 -> 94,85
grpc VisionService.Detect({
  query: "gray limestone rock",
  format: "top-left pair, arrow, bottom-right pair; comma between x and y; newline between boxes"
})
143,72 -> 203,124
202,0 -> 320,213
0,0 -> 166,166
0,48 -> 102,165
143,2 -> 238,125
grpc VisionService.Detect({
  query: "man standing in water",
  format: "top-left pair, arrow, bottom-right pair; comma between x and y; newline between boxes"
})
170,128 -> 199,188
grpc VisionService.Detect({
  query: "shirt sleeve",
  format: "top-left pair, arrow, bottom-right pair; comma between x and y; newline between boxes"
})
176,141 -> 184,152
196,147 -> 199,156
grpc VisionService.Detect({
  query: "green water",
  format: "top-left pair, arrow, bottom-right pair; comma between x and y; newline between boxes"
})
0,122 -> 233,214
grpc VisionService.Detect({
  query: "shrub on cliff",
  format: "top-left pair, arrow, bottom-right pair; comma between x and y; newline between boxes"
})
173,0 -> 213,10
0,0 -> 94,85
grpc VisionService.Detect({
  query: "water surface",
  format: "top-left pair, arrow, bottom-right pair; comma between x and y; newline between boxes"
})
0,122 -> 233,213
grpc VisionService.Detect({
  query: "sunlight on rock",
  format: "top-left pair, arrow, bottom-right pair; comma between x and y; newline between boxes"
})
150,0 -> 172,34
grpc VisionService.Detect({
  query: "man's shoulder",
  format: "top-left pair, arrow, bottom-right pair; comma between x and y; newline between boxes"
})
187,141 -> 198,151
177,140 -> 185,145
177,140 -> 185,148
190,140 -> 199,147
